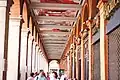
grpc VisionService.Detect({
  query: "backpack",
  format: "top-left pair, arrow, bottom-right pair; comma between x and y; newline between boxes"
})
36,76 -> 39,80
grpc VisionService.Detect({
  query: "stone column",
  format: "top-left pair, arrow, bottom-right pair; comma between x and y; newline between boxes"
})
35,43 -> 39,72
76,45 -> 79,80
97,1 -> 108,80
0,1 -> 7,80
72,44 -> 75,79
87,19 -> 92,80
39,52 -> 42,70
32,43 -> 36,72
27,35 -> 33,75
37,49 -> 41,71
69,48 -> 72,79
20,28 -> 28,80
37,46 -> 40,72
81,35 -> 84,80
67,54 -> 70,78
7,17 -> 21,80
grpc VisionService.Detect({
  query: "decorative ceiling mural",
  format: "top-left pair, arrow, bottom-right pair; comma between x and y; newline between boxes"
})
29,0 -> 83,59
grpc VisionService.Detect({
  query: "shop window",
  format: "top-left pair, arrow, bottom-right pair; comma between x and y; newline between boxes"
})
93,40 -> 100,80
108,26 -> 120,80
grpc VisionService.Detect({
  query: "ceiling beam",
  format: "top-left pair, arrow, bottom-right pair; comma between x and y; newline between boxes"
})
40,31 -> 71,35
48,52 -> 63,54
45,47 -> 64,49
40,34 -> 69,39
39,25 -> 73,30
43,40 -> 66,43
34,16 -> 76,21
30,2 -> 82,10
42,38 -> 68,41
46,50 -> 63,52
44,44 -> 65,46
44,45 -> 65,47
46,49 -> 63,51
43,42 -> 66,44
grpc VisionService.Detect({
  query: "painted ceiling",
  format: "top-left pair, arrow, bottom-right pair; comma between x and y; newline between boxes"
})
29,0 -> 83,59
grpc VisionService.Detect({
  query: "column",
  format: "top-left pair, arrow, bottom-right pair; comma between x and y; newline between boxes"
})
39,52 -> 42,71
27,35 -> 33,75
67,54 -> 70,78
0,1 -> 7,80
72,44 -> 75,79
36,46 -> 39,72
76,45 -> 79,80
69,49 -> 72,79
32,42 -> 36,72
7,17 -> 21,80
37,49 -> 40,71
87,20 -> 92,80
81,35 -> 84,80
20,28 -> 28,80
97,1 -> 107,80
35,44 -> 39,72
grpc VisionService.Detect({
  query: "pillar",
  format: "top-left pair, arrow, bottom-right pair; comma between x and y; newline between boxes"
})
27,35 -> 33,75
7,17 -> 21,80
38,49 -> 41,71
20,28 -> 28,80
72,43 -> 75,79
76,45 -> 79,80
87,20 -> 92,80
81,35 -> 84,80
39,53 -> 42,70
67,54 -> 70,78
69,49 -> 72,79
35,44 -> 39,72
97,1 -> 107,80
32,42 -> 36,72
0,0 -> 7,80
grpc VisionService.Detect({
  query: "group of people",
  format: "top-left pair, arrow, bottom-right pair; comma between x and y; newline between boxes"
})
27,70 -> 67,80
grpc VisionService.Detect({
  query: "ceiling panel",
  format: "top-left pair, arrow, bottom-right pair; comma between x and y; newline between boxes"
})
29,0 -> 82,59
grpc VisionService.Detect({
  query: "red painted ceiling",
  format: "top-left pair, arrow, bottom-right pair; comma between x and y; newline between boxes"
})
40,0 -> 78,4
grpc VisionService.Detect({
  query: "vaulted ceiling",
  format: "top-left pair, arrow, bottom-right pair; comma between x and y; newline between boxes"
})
27,0 -> 83,59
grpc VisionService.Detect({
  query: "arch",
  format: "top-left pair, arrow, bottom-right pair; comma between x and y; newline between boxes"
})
49,60 -> 59,72
90,0 -> 99,18
22,3 -> 28,29
81,3 -> 89,29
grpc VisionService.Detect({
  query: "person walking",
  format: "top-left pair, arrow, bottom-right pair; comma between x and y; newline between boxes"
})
39,72 -> 47,80
27,72 -> 34,80
46,72 -> 50,80
50,72 -> 58,80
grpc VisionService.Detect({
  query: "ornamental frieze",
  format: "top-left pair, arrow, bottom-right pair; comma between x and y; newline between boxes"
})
104,0 -> 120,20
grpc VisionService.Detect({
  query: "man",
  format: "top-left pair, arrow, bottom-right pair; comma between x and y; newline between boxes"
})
27,73 -> 34,80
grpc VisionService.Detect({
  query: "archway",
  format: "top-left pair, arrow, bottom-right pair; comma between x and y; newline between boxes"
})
49,60 -> 59,73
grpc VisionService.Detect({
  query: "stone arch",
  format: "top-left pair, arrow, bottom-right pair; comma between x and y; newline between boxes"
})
22,3 -> 28,29
82,3 -> 89,29
49,60 -> 59,72
90,0 -> 99,18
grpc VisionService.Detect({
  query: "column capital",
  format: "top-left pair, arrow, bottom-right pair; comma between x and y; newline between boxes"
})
29,35 -> 34,41
22,28 -> 29,33
0,0 -> 7,7
36,45 -> 39,47
9,17 -> 21,27
21,28 -> 29,38
97,0 -> 108,9
33,41 -> 38,46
